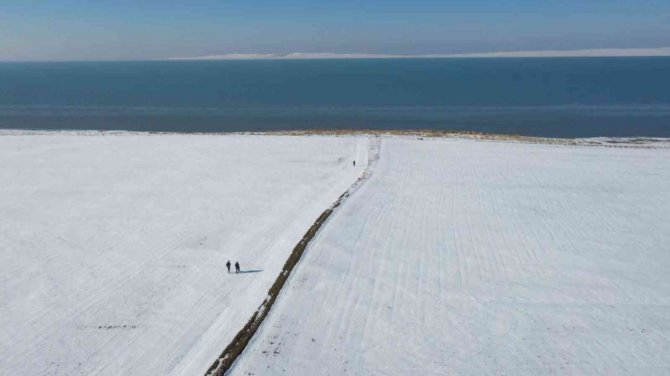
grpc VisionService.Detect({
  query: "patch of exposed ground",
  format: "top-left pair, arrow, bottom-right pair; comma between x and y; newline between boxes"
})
3,128 -> 666,149
272,129 -> 670,148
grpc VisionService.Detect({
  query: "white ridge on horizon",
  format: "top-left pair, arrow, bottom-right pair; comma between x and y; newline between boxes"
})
166,47 -> 670,60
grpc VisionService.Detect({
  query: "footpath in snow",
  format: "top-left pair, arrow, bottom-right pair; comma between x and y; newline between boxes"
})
0,133 -> 366,376
234,137 -> 670,375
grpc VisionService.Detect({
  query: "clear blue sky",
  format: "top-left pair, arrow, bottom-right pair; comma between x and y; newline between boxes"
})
1,0 -> 669,61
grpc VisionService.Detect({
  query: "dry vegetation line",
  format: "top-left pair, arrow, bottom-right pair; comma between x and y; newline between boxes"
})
205,136 -> 381,376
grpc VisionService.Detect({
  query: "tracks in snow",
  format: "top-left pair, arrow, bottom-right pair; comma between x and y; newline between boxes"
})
205,136 -> 381,376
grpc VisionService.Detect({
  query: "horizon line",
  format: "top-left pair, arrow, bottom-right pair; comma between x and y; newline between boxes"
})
2,47 -> 670,63
166,47 -> 670,61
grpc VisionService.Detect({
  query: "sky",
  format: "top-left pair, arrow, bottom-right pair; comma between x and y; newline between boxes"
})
0,0 -> 669,61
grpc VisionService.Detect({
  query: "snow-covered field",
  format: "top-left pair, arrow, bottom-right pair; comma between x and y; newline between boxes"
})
0,134 -> 366,376
235,137 -> 670,375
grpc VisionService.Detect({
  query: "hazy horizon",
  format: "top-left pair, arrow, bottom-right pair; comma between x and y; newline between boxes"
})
165,48 -> 670,61
1,47 -> 670,63
1,0 -> 669,61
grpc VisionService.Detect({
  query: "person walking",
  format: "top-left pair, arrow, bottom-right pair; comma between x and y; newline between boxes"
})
235,261 -> 240,273
353,160 -> 356,167
226,260 -> 231,274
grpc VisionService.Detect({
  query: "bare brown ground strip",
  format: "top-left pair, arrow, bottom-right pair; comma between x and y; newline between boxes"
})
205,189 -> 351,376
275,129 -> 665,148
6,129 -> 665,149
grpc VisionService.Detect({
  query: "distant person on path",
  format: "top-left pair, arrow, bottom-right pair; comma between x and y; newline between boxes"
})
226,260 -> 231,273
235,261 -> 240,273
353,160 -> 356,167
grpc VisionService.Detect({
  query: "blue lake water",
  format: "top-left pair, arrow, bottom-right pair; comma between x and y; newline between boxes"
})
1,57 -> 669,137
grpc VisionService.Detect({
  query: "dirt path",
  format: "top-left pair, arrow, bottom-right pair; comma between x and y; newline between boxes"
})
205,136 -> 381,376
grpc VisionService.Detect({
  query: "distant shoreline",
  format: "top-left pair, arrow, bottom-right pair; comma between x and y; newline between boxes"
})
166,48 -> 670,61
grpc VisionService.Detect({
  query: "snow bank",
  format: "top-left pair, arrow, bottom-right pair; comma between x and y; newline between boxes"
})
235,137 -> 670,375
0,134 -> 366,375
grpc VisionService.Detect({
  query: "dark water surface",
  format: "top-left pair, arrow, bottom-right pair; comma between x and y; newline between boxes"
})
1,58 -> 669,137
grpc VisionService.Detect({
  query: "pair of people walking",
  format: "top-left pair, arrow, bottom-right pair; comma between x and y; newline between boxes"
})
226,260 -> 240,274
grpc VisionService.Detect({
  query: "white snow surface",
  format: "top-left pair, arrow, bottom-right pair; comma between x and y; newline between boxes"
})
235,137 -> 670,375
0,134 -> 367,376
